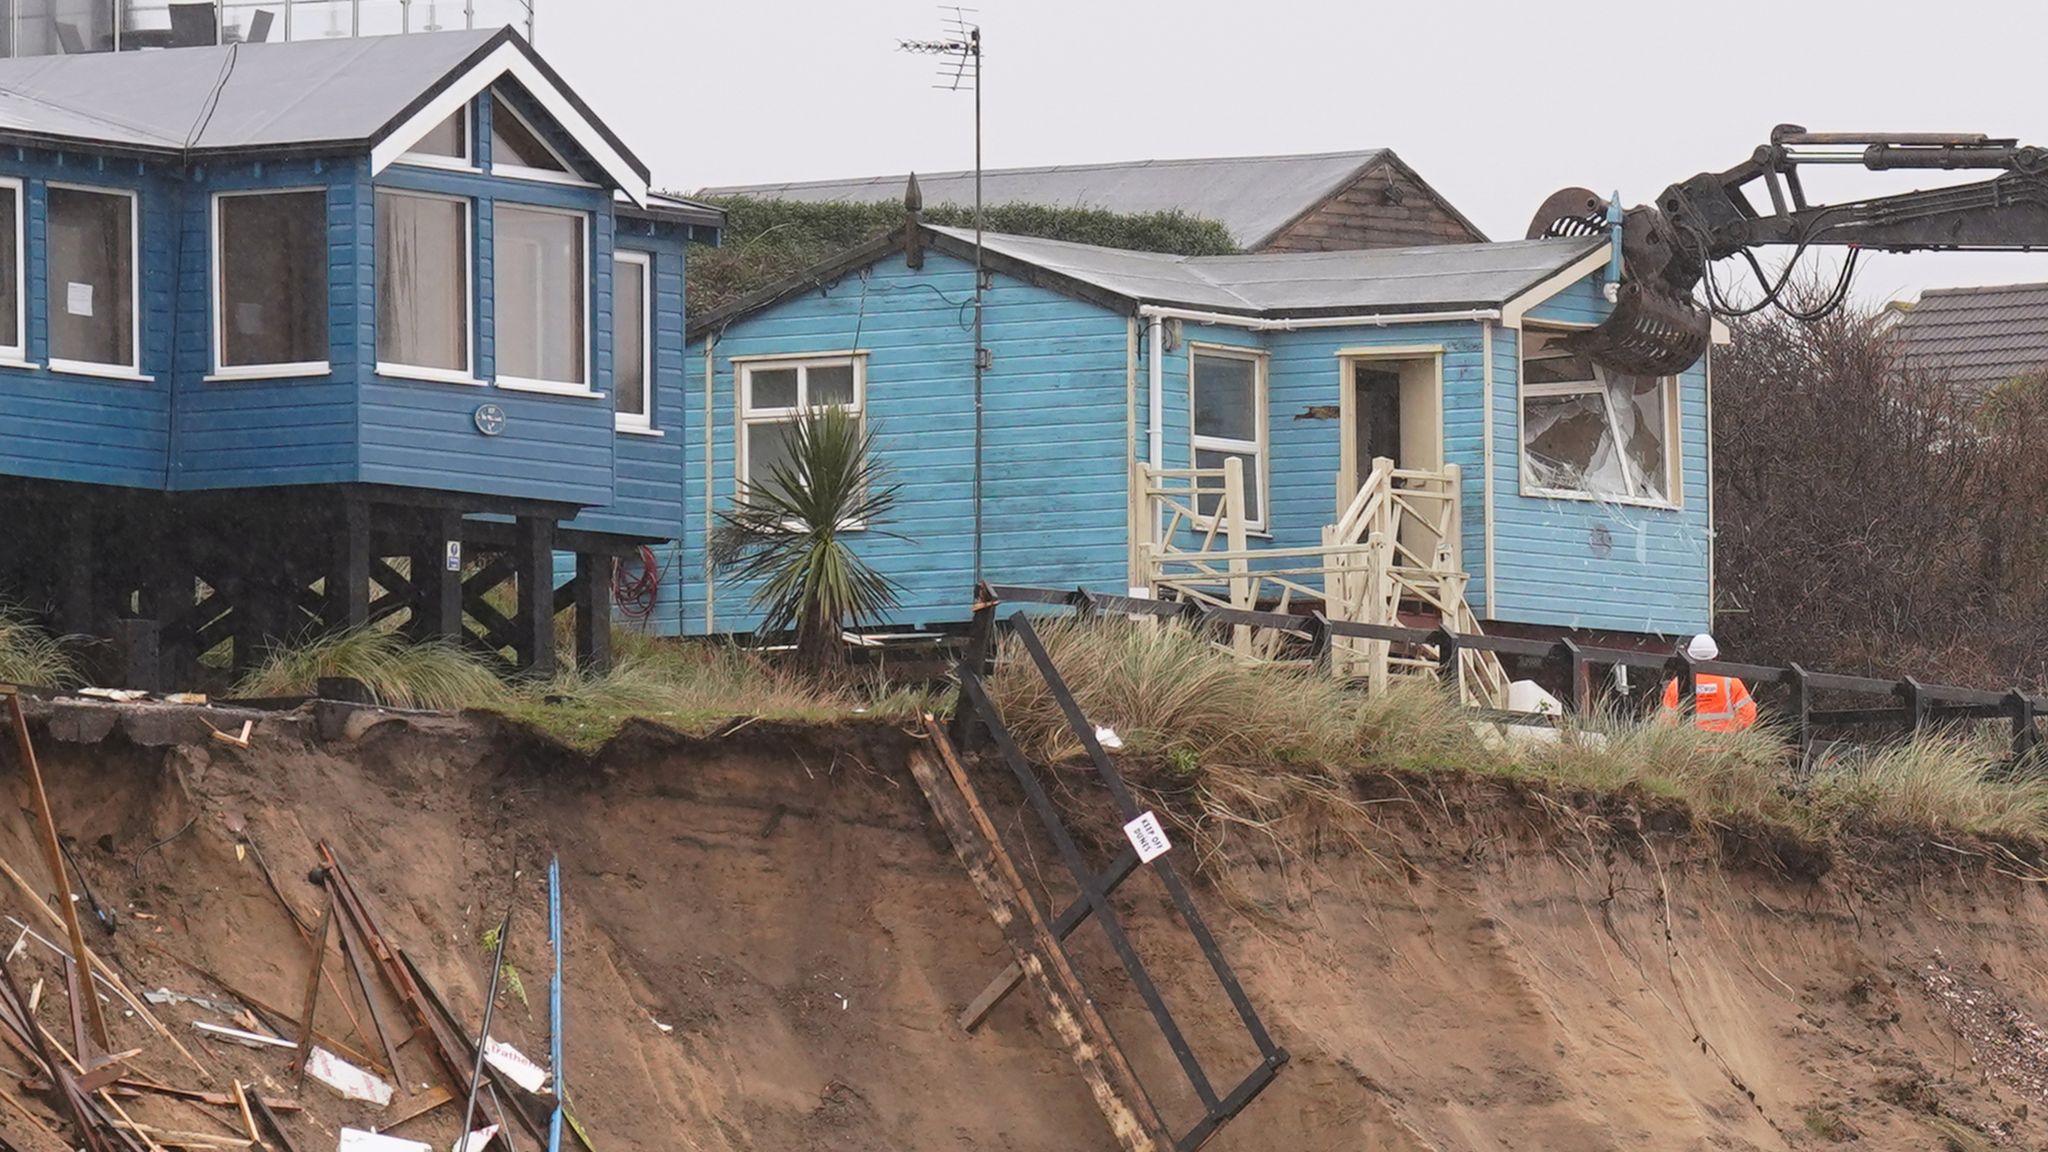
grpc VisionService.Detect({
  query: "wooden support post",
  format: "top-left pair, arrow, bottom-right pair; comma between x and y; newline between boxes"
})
149,560 -> 196,691
419,510 -> 466,642
514,516 -> 558,677
107,619 -> 161,693
948,591 -> 1001,752
4,693 -> 111,1056
1784,663 -> 1813,761
907,726 -> 1172,1152
573,553 -> 612,673
289,892 -> 334,1091
1557,638 -> 1591,715
2008,690 -> 2038,766
57,507 -> 94,640
230,574 -> 283,678
1430,625 -> 1460,690
1899,676 -> 1929,734
332,498 -> 371,629
1223,456 -> 1250,659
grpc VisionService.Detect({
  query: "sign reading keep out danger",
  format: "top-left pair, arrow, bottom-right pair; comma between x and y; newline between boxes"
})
1122,811 -> 1172,864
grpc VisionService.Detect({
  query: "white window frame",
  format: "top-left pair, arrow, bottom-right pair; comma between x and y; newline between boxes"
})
488,91 -> 594,188
0,176 -> 25,366
735,352 -> 867,503
492,202 -> 593,397
208,187 -> 331,381
1518,354 -> 1682,509
1189,344 -> 1269,532
612,250 -> 654,432
374,188 -> 479,387
45,182 -> 144,381
397,103 -> 476,172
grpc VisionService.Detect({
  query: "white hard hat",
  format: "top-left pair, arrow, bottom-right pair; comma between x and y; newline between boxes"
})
1686,634 -> 1719,662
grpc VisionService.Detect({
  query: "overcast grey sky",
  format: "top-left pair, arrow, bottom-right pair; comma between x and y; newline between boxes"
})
546,0 -> 2048,303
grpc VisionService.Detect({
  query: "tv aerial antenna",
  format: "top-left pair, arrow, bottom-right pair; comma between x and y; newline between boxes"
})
898,8 -> 988,583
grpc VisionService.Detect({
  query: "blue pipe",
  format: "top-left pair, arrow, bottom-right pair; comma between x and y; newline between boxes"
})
548,856 -> 564,1152
1606,192 -> 1626,285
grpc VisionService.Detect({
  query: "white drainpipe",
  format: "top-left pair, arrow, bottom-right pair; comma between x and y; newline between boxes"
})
1147,312 -> 1165,548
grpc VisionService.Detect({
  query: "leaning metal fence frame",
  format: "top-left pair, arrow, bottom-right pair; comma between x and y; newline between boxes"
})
951,608 -> 1291,1151
977,584 -> 2048,765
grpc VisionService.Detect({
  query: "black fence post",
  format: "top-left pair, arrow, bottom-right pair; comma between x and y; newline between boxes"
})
1072,587 -> 1098,620
1304,611 -> 1333,672
1557,638 -> 1591,716
2007,690 -> 2038,766
949,590 -> 1001,752
1430,625 -> 1460,689
1666,653 -> 1698,716
1898,676 -> 1929,734
1783,663 -> 1813,756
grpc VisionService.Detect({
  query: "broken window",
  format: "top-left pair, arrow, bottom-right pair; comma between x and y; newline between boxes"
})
376,190 -> 471,379
739,356 -> 864,498
215,190 -> 328,372
47,185 -> 136,374
613,251 -> 651,430
494,204 -> 587,389
1191,348 -> 1266,527
1521,332 -> 1676,503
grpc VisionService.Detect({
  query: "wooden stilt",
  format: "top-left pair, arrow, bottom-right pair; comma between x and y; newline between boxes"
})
514,516 -> 557,677
333,498 -> 371,630
573,553 -> 611,673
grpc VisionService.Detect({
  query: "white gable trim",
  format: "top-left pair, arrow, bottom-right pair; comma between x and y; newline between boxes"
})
371,42 -> 647,205
1499,246 -> 1614,329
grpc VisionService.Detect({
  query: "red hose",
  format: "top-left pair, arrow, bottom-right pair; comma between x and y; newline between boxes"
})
612,545 -> 667,622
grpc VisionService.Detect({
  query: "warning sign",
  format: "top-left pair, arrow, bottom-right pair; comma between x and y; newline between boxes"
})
1122,810 -> 1172,864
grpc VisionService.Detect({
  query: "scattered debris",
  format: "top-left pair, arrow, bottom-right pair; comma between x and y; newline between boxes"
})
77,688 -> 149,703
193,1021 -> 295,1050
1093,724 -> 1124,750
307,1047 -> 396,1107
338,1128 -> 431,1152
483,1037 -> 549,1095
143,987 -> 242,1016
452,1123 -> 500,1152
207,719 -> 255,749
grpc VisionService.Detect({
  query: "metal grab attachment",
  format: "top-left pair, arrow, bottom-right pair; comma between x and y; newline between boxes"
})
927,611 -> 1288,1152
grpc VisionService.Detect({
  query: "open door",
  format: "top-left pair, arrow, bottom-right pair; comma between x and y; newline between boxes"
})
1339,351 -> 1447,559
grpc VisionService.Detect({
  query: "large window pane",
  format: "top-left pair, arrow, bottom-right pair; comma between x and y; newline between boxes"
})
1523,392 -> 1626,495
48,187 -> 134,369
0,186 -> 17,351
491,94 -> 567,173
613,255 -> 647,422
495,206 -> 584,385
1609,374 -> 1670,501
218,191 -> 328,368
1193,353 -> 1257,441
377,192 -> 469,373
747,421 -> 797,491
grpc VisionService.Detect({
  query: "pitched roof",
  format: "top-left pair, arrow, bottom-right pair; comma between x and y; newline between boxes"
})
928,226 -> 1601,316
703,150 -> 1463,250
1892,282 -> 2048,400
0,28 -> 649,196
689,223 -> 1601,338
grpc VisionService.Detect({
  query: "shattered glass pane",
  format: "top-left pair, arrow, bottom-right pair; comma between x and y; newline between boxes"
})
1608,374 -> 1670,501
1523,391 -> 1627,496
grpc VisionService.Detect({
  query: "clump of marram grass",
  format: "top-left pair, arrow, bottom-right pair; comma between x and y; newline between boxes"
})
1530,709 -> 1798,828
1810,728 -> 2048,840
232,627 -> 509,710
0,605 -> 78,688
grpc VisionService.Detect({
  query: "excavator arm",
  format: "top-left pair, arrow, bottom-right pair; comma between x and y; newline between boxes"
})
1532,126 -> 2048,375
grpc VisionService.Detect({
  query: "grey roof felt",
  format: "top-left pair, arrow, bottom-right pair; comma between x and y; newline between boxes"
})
705,151 -> 1394,248
925,226 -> 1602,316
1893,282 -> 2048,401
0,28 -> 501,153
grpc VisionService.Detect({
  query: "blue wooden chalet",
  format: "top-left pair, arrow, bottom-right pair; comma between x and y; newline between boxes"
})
0,27 -> 719,685
688,208 -> 1721,698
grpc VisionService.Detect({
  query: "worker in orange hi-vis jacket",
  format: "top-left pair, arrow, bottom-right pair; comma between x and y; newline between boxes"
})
1660,634 -> 1758,732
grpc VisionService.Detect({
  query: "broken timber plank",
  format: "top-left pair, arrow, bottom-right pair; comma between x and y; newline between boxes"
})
907,733 -> 1174,1152
958,845 -> 1141,1033
6,692 -> 111,1053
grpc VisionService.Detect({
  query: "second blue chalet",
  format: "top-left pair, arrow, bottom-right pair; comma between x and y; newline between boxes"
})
0,28 -> 718,683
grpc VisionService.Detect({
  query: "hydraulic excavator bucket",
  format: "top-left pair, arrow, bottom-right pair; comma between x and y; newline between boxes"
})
1562,281 -> 1712,377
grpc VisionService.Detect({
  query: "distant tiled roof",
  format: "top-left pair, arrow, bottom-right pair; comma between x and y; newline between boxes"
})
1893,282 -> 2048,400
704,150 -> 1458,249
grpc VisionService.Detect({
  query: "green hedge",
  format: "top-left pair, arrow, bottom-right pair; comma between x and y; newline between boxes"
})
687,195 -> 1238,316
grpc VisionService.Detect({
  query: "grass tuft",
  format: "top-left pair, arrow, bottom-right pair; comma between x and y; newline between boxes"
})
0,605 -> 79,688
231,628 -> 510,710
1811,730 -> 2048,840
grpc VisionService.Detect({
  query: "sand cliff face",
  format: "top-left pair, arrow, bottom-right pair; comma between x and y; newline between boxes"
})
12,709 -> 2047,1151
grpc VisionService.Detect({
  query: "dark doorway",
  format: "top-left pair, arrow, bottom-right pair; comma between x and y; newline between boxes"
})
1355,365 -> 1403,469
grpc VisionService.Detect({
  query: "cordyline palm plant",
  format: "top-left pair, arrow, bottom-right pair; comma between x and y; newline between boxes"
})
711,405 -> 902,674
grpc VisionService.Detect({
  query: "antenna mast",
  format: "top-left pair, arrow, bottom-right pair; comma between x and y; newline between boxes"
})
899,9 -> 984,585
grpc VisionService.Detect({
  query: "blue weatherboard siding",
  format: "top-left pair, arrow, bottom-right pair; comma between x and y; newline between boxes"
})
0,148 -> 176,488
1488,325 -> 1712,635
689,250 -> 1131,635
1523,273 -> 1610,326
